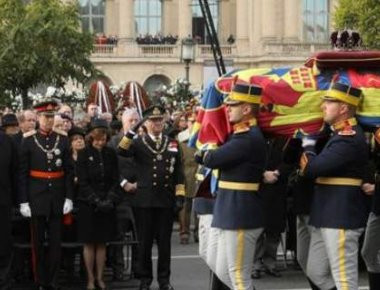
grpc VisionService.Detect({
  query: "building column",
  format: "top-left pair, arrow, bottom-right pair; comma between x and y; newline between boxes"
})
178,0 -> 192,39
236,0 -> 249,53
284,0 -> 300,41
162,0 -> 172,35
261,0 -> 277,41
218,0 -> 231,44
118,0 -> 135,40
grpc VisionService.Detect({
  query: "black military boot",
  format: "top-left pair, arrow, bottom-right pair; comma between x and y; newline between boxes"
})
307,278 -> 320,290
210,273 -> 230,290
368,272 -> 380,290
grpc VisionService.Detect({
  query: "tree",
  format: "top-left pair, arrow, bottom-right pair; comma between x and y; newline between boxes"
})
334,0 -> 380,49
0,0 -> 98,108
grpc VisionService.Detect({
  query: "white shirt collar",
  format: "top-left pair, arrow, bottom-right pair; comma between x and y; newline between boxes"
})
148,133 -> 162,140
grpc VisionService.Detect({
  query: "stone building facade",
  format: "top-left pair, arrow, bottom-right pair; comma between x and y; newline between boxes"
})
79,0 -> 338,93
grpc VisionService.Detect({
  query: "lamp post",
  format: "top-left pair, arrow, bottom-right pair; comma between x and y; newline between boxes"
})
181,37 -> 194,105
181,37 -> 195,82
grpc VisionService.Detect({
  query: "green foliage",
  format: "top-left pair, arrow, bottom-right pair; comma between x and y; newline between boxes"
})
334,0 -> 380,49
0,0 -> 98,108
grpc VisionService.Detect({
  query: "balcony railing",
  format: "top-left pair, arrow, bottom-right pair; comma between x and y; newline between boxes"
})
93,44 -> 117,55
91,42 -> 331,59
263,42 -> 331,56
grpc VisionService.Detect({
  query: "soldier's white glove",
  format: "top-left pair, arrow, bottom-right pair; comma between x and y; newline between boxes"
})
20,203 -> 31,218
63,198 -> 73,215
301,137 -> 317,148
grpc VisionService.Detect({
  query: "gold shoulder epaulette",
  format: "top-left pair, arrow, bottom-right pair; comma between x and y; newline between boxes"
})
338,128 -> 356,136
53,128 -> 68,136
23,130 -> 37,138
119,136 -> 133,150
234,127 -> 250,134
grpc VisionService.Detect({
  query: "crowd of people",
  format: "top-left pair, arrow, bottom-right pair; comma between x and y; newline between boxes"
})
135,34 -> 179,45
0,80 -> 379,290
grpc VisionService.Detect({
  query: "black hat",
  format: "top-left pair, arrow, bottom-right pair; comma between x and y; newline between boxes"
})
68,126 -> 85,138
1,114 -> 18,127
322,83 -> 362,107
110,120 -> 122,131
33,98 -> 58,115
88,118 -> 109,132
224,83 -> 262,105
143,105 -> 165,119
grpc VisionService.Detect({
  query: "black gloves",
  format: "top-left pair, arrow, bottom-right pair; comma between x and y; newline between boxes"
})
174,196 -> 185,214
194,150 -> 205,164
126,117 -> 148,139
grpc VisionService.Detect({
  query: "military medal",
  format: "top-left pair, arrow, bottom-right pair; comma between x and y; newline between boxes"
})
142,136 -> 169,161
33,134 -> 61,161
55,158 -> 62,167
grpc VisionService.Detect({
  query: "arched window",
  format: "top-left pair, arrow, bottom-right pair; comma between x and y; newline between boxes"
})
79,0 -> 105,33
134,0 -> 162,36
191,0 -> 219,44
303,0 -> 329,43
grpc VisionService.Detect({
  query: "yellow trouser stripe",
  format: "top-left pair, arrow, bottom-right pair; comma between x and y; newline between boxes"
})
196,173 -> 205,181
219,181 -> 259,191
315,177 -> 362,186
338,230 -> 349,290
235,230 -> 244,290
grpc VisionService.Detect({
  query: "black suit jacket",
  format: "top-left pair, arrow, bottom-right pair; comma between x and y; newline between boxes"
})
0,132 -> 18,207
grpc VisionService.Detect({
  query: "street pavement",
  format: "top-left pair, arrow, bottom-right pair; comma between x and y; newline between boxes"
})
14,225 -> 370,290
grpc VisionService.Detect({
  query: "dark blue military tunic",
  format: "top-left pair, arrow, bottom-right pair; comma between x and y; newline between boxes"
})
203,120 -> 267,230
18,129 -> 73,216
303,122 -> 370,229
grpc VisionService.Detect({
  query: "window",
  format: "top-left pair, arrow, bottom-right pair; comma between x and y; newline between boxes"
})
134,0 -> 162,36
302,0 -> 329,43
79,0 -> 105,34
191,0 -> 219,44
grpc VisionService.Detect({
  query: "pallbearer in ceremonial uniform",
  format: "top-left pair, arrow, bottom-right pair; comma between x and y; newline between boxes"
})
195,83 -> 267,290
361,129 -> 380,290
118,105 -> 185,290
18,98 -> 73,290
301,83 -> 370,290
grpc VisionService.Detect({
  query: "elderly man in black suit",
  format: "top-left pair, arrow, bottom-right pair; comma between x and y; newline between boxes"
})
0,130 -> 18,290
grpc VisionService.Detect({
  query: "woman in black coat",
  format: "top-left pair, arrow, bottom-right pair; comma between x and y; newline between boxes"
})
76,119 -> 120,290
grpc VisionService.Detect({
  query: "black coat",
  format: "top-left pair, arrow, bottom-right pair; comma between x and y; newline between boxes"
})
260,138 -> 294,232
76,145 -> 120,242
18,130 -> 74,216
118,134 -> 185,208
0,132 -> 18,255
76,145 -> 120,203
0,132 -> 18,207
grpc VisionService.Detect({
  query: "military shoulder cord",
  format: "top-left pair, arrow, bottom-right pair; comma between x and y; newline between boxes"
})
142,135 -> 169,161
33,134 -> 60,160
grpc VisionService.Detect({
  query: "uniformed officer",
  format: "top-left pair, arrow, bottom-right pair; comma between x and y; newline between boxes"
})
195,83 -> 267,290
301,83 -> 370,290
118,105 -> 185,290
361,130 -> 380,290
18,98 -> 74,290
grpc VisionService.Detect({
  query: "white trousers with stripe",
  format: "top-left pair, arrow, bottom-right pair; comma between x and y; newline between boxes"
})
206,227 -> 263,290
361,212 -> 380,273
306,227 -> 364,290
198,214 -> 213,262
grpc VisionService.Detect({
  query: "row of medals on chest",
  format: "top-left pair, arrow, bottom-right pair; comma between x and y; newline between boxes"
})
33,135 -> 63,167
142,136 -> 176,173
